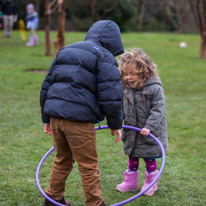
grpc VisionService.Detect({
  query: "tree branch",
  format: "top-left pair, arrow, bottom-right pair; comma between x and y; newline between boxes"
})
90,0 -> 98,22
101,0 -> 120,19
166,0 -> 178,30
188,0 -> 200,27
50,3 -> 59,14
196,0 -> 203,31
203,0 -> 206,37
50,0 -> 57,8
203,0 -> 206,23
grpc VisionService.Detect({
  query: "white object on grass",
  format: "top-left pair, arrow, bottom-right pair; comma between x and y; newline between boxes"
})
179,42 -> 187,48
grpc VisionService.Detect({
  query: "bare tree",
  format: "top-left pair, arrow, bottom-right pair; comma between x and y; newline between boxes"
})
78,0 -> 120,22
154,0 -> 190,33
90,0 -> 98,22
44,0 -> 58,56
54,0 -> 66,57
35,0 -> 40,14
100,0 -> 120,20
130,0 -> 166,31
189,0 -> 206,59
136,0 -> 146,31
165,0 -> 190,32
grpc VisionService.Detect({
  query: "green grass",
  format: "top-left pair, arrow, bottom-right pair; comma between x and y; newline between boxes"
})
0,31 -> 206,206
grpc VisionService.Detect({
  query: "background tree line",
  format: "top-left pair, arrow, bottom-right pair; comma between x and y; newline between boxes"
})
3,0 -> 205,59
9,0 -> 198,33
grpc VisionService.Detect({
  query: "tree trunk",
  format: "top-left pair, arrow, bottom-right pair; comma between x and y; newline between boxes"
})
188,0 -> 206,59
200,32 -> 206,59
200,0 -> 206,59
137,0 -> 146,31
54,0 -> 66,57
36,0 -> 40,14
90,0 -> 97,22
45,0 -> 51,56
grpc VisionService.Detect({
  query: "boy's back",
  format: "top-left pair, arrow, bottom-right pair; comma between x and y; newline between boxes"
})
40,20 -> 124,129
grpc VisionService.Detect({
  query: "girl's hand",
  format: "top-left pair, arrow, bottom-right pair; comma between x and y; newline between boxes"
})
111,129 -> 122,143
44,124 -> 52,135
141,128 -> 150,136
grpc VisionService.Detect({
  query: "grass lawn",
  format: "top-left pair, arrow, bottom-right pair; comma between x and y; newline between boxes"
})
0,30 -> 206,206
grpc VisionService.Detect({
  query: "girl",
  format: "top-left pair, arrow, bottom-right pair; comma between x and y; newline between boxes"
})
26,3 -> 38,46
116,48 -> 168,196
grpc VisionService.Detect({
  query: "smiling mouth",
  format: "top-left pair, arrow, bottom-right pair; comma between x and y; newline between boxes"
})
127,82 -> 136,87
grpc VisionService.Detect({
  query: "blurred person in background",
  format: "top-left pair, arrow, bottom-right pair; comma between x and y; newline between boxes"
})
2,0 -> 17,37
26,3 -> 39,46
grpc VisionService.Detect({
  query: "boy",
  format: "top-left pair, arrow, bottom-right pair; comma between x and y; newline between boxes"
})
40,20 -> 124,206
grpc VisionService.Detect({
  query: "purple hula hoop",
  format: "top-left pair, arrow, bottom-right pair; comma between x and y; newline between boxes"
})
36,125 -> 165,206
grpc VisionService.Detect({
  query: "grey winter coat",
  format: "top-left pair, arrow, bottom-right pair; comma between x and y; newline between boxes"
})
122,77 -> 168,158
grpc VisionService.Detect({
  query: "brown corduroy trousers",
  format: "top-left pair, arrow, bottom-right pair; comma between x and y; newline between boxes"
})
45,118 -> 104,206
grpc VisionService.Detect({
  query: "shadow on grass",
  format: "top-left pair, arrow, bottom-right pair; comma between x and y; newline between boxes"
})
26,69 -> 48,73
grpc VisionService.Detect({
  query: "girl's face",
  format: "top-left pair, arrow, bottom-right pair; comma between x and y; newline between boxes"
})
27,8 -> 33,13
123,64 -> 139,88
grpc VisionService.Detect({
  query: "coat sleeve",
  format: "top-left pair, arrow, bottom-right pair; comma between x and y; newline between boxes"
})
40,59 -> 56,123
96,57 -> 123,129
144,85 -> 166,132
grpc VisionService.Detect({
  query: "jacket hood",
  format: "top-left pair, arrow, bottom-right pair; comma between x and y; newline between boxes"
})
84,20 -> 124,57
144,77 -> 162,87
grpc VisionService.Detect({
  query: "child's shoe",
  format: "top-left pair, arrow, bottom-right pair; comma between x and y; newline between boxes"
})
140,170 -> 159,196
116,170 -> 138,192
33,35 -> 39,46
26,36 -> 35,46
43,197 -> 71,206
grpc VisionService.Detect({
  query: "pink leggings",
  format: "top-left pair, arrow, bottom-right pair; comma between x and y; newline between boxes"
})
128,156 -> 157,173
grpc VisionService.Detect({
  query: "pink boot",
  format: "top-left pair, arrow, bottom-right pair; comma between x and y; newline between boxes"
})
141,170 -> 159,196
26,36 -> 35,46
33,36 -> 39,46
116,170 -> 138,192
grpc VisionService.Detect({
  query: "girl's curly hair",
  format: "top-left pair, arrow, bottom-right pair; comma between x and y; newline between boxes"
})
119,48 -> 159,89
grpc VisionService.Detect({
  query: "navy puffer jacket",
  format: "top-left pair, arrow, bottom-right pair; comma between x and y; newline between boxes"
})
40,20 -> 124,129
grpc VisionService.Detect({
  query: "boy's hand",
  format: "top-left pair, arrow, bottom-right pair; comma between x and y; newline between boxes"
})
141,128 -> 150,136
111,129 -> 122,143
44,124 -> 52,135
